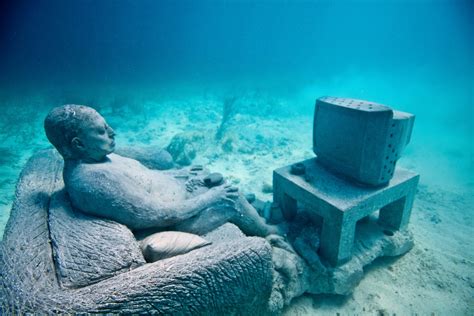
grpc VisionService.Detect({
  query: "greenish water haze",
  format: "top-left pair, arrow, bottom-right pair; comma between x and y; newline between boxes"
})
1,0 -> 472,95
2,1 -> 472,176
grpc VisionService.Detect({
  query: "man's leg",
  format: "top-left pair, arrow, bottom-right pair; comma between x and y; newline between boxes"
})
172,204 -> 236,235
230,195 -> 282,237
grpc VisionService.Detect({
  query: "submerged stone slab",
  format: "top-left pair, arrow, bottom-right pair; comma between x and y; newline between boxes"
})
304,215 -> 414,295
273,158 -> 419,266
267,212 -> 414,305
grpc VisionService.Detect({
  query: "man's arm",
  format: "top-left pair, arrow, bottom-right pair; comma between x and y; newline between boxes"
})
66,169 -> 235,230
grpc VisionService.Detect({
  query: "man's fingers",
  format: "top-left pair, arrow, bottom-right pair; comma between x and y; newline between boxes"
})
226,186 -> 238,192
225,192 -> 239,199
221,198 -> 236,206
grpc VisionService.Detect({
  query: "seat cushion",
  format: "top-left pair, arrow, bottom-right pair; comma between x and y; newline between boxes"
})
48,189 -> 146,288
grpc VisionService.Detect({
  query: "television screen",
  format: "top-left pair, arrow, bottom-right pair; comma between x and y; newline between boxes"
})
313,96 -> 414,186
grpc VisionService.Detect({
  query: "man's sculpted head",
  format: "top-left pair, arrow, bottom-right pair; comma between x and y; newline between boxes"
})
44,104 -> 116,162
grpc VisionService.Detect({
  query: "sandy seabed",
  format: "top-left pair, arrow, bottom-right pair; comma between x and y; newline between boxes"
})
0,94 -> 472,315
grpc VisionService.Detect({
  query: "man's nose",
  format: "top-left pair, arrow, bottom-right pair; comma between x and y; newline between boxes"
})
107,126 -> 116,137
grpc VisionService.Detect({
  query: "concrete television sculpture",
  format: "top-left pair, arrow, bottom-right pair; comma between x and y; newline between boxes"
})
313,96 -> 415,186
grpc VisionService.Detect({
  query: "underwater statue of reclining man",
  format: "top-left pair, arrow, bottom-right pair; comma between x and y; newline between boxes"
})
43,104 -> 281,238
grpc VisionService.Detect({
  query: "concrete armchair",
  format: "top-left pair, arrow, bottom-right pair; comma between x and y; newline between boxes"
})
0,150 -> 274,315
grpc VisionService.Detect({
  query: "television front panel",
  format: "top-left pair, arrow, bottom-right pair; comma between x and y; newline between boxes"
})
313,96 -> 414,186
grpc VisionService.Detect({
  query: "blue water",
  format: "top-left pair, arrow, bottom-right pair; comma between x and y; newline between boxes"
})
0,0 -> 472,313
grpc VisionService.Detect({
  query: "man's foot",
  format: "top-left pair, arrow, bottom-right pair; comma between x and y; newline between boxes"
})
265,221 -> 289,237
266,234 -> 295,254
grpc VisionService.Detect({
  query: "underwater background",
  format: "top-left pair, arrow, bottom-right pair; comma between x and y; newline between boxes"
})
0,0 -> 472,314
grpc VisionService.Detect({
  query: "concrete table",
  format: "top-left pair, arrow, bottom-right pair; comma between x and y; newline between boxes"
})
273,158 -> 419,266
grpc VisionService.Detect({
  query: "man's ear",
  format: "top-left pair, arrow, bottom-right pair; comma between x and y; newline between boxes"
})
71,137 -> 84,150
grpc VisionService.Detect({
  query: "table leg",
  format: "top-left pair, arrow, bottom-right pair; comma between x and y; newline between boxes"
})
279,193 -> 297,221
378,190 -> 415,230
273,175 -> 298,221
320,209 -> 355,266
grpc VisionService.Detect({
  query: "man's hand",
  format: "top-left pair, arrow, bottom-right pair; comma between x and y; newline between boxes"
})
185,178 -> 205,193
206,184 -> 239,209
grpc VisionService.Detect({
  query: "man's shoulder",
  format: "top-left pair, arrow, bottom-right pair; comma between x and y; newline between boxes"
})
75,154 -> 132,172
76,160 -> 111,173
109,153 -> 144,167
65,154 -> 144,186
66,160 -> 116,185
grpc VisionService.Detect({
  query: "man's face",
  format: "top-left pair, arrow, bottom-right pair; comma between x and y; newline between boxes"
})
74,111 -> 116,162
